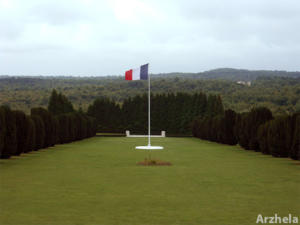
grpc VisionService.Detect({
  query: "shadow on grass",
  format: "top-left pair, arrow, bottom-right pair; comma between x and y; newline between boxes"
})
0,146 -> 66,163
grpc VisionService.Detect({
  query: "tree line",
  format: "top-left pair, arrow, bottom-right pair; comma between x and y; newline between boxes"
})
1,76 -> 299,116
87,92 -> 224,134
0,90 -> 96,159
192,107 -> 300,160
1,88 -> 298,161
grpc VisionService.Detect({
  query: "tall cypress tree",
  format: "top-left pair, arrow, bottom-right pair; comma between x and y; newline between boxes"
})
48,89 -> 74,115
31,115 -> 45,150
67,112 -> 77,142
0,106 -> 6,157
167,93 -> 177,134
87,97 -> 122,133
179,93 -> 194,134
25,116 -> 36,153
31,107 -> 53,148
248,107 -> 273,151
268,116 -> 291,157
291,115 -> 300,160
257,122 -> 271,154
14,110 -> 30,155
1,106 -> 17,158
206,94 -> 224,117
48,89 -> 59,115
57,114 -> 70,143
193,92 -> 207,117
223,109 -> 237,145
48,115 -> 57,146
236,112 -> 251,150
288,113 -> 300,157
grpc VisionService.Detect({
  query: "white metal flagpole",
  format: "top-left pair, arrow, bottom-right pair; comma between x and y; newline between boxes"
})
135,64 -> 163,151
148,65 -> 151,147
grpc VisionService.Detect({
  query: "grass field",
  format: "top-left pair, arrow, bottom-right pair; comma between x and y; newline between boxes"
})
0,137 -> 299,225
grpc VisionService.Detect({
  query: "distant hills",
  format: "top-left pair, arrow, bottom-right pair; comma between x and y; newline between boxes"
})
1,68 -> 300,81
1,68 -> 300,115
153,68 -> 300,81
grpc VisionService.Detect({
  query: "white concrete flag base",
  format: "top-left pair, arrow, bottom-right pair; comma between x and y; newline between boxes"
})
135,146 -> 164,150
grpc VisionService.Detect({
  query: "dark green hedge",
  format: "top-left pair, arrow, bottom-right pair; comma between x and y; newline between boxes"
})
0,106 -> 96,159
193,107 -> 300,160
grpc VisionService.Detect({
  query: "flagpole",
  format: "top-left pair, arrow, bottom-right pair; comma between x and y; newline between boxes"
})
135,64 -> 163,152
148,65 -> 151,147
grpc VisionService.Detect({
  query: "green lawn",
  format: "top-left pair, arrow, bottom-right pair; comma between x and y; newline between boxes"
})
0,137 -> 299,225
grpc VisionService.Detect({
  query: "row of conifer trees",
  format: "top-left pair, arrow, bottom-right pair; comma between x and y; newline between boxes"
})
192,107 -> 300,160
0,90 -> 96,159
87,92 -> 224,134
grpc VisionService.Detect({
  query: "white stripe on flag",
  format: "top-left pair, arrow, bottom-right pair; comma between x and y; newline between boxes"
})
132,67 -> 140,80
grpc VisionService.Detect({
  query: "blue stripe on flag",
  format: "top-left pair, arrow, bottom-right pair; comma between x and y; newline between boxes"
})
140,64 -> 148,80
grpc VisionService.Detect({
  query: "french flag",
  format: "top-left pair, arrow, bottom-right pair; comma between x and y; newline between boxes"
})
125,64 -> 148,80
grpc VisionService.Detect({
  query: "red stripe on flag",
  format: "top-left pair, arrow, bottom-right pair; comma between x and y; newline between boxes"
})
125,69 -> 133,80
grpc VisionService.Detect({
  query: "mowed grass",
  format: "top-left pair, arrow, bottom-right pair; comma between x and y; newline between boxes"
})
0,137 -> 299,225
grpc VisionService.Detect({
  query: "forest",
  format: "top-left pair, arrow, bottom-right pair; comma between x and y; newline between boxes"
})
1,68 -> 300,115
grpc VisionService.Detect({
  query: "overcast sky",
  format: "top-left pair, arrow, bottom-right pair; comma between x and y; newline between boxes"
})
0,0 -> 299,76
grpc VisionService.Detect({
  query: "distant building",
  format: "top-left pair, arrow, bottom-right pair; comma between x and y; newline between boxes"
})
237,81 -> 251,86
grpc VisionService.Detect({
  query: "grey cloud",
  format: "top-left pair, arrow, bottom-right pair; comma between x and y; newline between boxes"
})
29,1 -> 89,25
0,0 -> 299,75
0,20 -> 24,40
1,43 -> 66,53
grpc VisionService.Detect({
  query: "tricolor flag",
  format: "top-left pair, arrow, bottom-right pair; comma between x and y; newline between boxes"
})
125,64 -> 148,80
